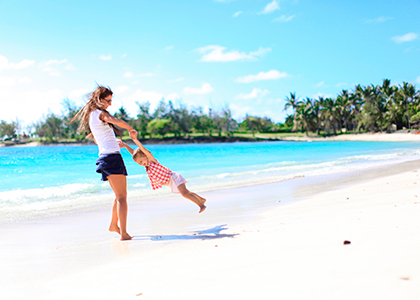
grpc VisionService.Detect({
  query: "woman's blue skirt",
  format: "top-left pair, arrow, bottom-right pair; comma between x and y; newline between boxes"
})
95,153 -> 128,181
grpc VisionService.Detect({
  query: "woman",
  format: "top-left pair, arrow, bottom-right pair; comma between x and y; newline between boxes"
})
71,86 -> 137,240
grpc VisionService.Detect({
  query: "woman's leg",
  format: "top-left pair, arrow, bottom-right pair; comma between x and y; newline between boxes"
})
177,183 -> 206,213
108,198 -> 120,233
107,174 -> 132,240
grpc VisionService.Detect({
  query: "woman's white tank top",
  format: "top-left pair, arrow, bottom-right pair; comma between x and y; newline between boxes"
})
89,109 -> 120,156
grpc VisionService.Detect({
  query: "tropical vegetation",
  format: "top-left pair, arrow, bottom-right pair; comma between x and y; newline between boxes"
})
1,79 -> 419,142
284,79 -> 420,136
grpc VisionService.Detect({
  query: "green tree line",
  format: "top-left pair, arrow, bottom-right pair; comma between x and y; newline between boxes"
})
1,79 -> 419,142
285,79 -> 420,135
1,99 -> 280,142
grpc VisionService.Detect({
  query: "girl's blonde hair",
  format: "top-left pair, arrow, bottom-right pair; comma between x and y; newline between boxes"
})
133,148 -> 147,161
70,85 -> 122,136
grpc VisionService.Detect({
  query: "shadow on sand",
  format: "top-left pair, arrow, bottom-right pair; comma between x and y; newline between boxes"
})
132,224 -> 238,241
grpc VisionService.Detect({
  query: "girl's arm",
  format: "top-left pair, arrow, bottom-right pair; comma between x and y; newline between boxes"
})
131,137 -> 158,163
117,140 -> 135,155
99,111 -> 137,136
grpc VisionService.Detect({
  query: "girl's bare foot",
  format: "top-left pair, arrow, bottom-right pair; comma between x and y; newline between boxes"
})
199,205 -> 207,213
109,225 -> 121,234
120,232 -> 132,241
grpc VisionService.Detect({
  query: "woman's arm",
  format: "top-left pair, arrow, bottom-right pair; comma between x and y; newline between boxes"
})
99,111 -> 137,135
86,133 -> 97,144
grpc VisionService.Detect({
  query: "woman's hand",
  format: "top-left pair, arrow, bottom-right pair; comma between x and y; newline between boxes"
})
129,130 -> 138,140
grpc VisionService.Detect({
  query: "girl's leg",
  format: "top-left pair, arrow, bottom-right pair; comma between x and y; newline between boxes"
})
177,183 -> 206,213
107,174 -> 132,240
191,192 -> 206,205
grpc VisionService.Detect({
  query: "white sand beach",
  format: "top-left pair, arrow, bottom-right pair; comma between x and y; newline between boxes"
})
1,158 -> 420,300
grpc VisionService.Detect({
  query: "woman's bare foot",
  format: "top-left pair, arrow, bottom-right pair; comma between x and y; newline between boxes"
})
109,225 -> 121,234
199,205 -> 207,213
120,232 -> 132,241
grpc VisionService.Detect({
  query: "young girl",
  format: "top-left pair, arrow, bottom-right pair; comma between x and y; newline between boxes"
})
70,86 -> 137,240
118,138 -> 207,213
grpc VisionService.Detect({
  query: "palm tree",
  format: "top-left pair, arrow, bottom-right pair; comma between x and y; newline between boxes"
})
371,84 -> 388,132
398,82 -> 418,129
381,79 -> 398,128
355,85 -> 377,131
320,97 -> 338,135
294,98 -> 316,136
336,90 -> 353,132
284,92 -> 299,111
283,92 -> 301,131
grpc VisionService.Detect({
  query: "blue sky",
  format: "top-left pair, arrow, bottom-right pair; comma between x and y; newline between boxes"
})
1,0 -> 419,129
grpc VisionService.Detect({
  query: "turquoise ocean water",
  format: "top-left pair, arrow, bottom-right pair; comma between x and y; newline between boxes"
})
1,141 -> 420,222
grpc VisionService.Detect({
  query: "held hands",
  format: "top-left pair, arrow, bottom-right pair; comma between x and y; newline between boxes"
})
117,140 -> 127,149
129,130 -> 138,140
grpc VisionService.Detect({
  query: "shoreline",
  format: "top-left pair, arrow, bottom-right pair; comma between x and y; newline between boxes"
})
0,136 -> 278,147
2,131 -> 420,147
2,160 -> 420,299
282,131 -> 420,142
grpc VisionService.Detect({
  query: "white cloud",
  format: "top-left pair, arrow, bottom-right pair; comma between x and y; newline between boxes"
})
116,88 -> 178,116
123,71 -> 133,78
314,81 -> 324,87
165,45 -> 174,51
230,103 -> 252,120
0,55 -> 7,71
416,76 -> 420,84
19,77 -> 32,84
131,89 -> 164,102
272,14 -> 295,23
121,54 -> 127,58
235,70 -> 289,83
0,54 -> 35,72
183,83 -> 214,95
365,16 -> 393,23
197,45 -> 271,62
40,59 -> 70,76
41,68 -> 60,76
0,87 -> 64,125
233,11 -> 243,17
392,32 -> 419,43
259,0 -> 280,14
8,59 -> 36,70
0,76 -> 32,87
166,93 -> 181,101
114,85 -> 130,94
236,88 -> 270,99
99,54 -> 112,60
68,88 -> 90,101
